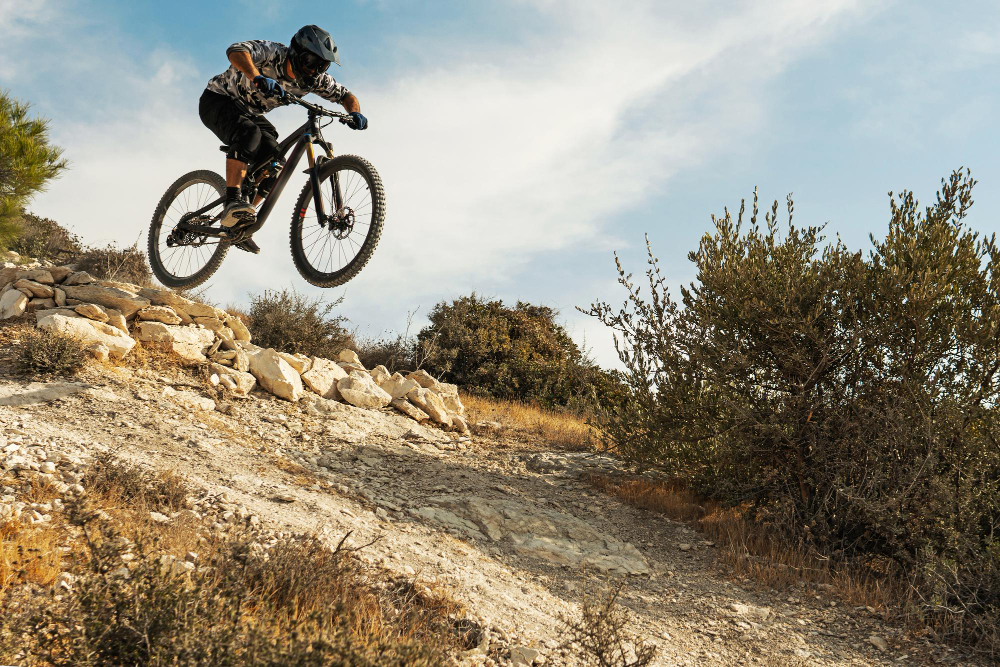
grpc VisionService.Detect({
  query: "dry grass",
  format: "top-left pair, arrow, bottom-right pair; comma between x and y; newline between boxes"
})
587,474 -> 905,618
463,393 -> 597,451
0,521 -> 64,591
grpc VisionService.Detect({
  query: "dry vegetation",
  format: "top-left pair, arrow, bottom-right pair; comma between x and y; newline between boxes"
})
0,454 -> 473,665
463,392 -> 597,451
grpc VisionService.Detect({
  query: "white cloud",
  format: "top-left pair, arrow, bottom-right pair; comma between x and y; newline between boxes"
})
6,0 -> 868,366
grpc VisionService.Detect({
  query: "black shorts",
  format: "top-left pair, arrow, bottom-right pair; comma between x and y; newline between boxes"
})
199,89 -> 279,164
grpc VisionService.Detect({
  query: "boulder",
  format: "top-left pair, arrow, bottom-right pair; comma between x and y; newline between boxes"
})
36,313 -> 136,359
337,371 -> 392,409
209,363 -> 256,396
338,349 -> 363,367
301,357 -> 347,400
85,343 -> 110,362
224,315 -> 251,341
370,365 -> 391,386
276,351 -> 311,374
0,289 -> 29,319
74,303 -> 109,322
248,348 -> 303,401
438,382 -> 465,415
451,414 -> 471,435
407,369 -> 442,391
407,387 -> 452,427
105,308 -> 128,333
0,267 -> 19,286
62,284 -> 149,318
193,316 -> 226,334
14,279 -> 54,298
139,306 -> 182,325
379,372 -> 420,400
53,287 -> 66,307
21,269 -> 54,285
48,266 -> 73,283
27,298 -> 56,310
134,321 -> 216,361
232,347 -> 250,372
391,398 -> 429,422
62,271 -> 96,286
137,287 -> 225,320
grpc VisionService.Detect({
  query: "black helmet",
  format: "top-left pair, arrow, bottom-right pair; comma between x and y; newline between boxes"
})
288,25 -> 340,87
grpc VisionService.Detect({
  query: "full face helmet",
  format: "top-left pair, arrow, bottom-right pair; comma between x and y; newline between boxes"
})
288,25 -> 340,87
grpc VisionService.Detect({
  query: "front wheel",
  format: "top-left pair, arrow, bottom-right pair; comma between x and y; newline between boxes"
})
148,170 -> 230,289
289,155 -> 385,288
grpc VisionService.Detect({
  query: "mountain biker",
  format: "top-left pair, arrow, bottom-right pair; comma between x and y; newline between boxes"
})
199,24 -> 367,254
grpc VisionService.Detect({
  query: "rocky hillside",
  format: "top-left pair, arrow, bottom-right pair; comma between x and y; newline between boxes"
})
0,250 -> 985,666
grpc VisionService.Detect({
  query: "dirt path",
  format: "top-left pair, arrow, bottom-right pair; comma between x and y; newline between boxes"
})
0,366 -> 981,666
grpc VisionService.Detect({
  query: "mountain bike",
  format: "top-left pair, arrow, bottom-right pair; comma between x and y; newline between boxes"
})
147,95 -> 385,289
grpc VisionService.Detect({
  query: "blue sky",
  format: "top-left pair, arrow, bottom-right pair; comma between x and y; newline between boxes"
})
2,0 -> 998,367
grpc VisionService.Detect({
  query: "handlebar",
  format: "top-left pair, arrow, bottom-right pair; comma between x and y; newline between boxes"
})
283,93 -> 353,122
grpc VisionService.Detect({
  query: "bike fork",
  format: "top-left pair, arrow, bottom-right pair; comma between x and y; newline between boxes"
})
307,140 -> 345,226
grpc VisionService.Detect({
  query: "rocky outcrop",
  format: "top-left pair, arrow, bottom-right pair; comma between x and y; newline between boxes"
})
61,284 -> 150,317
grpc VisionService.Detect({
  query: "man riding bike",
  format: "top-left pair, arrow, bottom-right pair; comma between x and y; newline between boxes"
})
199,24 -> 367,254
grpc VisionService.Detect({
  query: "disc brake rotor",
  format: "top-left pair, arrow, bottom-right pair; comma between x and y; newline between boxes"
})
327,207 -> 355,240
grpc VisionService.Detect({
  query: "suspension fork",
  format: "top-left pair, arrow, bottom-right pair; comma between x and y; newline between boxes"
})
305,136 -> 329,223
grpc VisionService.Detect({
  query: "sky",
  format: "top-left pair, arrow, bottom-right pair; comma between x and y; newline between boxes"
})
1,0 -> 998,368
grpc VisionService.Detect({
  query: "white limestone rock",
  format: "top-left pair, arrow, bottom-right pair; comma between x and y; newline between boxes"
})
224,314 -> 251,341
249,348 -> 303,401
134,321 -> 216,361
379,372 -> 420,400
369,365 -> 391,386
62,284 -> 150,318
36,313 -> 136,359
0,289 -> 28,319
337,371 -> 392,409
276,351 -> 311,374
407,387 -> 452,427
14,279 -> 54,298
301,357 -> 347,400
139,306 -> 183,325
209,363 -> 256,396
74,303 -> 109,322
391,398 -> 429,422
338,349 -> 363,367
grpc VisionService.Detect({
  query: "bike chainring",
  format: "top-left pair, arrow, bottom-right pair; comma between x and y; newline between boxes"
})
166,215 -> 213,248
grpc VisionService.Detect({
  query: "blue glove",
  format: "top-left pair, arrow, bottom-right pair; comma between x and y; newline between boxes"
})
348,111 -> 368,130
253,75 -> 285,99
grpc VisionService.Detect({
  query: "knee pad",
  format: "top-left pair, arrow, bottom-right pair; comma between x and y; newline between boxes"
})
227,122 -> 263,163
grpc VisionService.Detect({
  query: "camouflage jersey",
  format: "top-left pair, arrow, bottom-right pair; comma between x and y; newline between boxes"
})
205,39 -> 351,115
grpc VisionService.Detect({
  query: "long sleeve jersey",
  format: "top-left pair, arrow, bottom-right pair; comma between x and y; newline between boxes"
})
205,39 -> 351,115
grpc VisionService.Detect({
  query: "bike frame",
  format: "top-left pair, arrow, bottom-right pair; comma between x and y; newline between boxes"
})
177,99 -> 347,243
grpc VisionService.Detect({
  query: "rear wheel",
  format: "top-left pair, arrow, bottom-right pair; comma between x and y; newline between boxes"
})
148,170 -> 230,289
289,155 -> 385,287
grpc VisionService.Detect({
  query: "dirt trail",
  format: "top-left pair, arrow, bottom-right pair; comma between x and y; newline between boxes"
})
0,365 -> 981,666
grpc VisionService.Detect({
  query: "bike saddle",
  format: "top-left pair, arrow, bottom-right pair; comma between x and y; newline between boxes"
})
218,145 -> 230,152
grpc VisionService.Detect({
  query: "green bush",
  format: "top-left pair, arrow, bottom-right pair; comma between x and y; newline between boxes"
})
417,294 -> 604,409
585,170 -> 1000,652
247,288 -> 353,359
0,91 -> 67,246
15,329 -> 86,377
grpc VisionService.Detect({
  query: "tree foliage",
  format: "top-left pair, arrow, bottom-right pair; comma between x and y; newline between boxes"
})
0,91 -> 67,247
418,294 -> 610,409
585,170 -> 1000,652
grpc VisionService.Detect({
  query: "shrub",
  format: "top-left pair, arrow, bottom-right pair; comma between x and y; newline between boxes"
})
82,452 -> 189,513
0,91 -> 67,246
15,330 -> 85,377
561,580 -> 657,666
417,294 -> 604,409
0,506 -> 450,666
72,241 -> 152,287
584,170 -> 1000,652
3,211 -> 81,261
247,288 -> 353,359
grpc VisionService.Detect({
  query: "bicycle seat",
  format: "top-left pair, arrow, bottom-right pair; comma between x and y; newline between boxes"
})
219,145 -> 230,152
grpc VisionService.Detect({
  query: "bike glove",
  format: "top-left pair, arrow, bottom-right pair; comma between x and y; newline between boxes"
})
253,75 -> 286,99
348,112 -> 368,131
